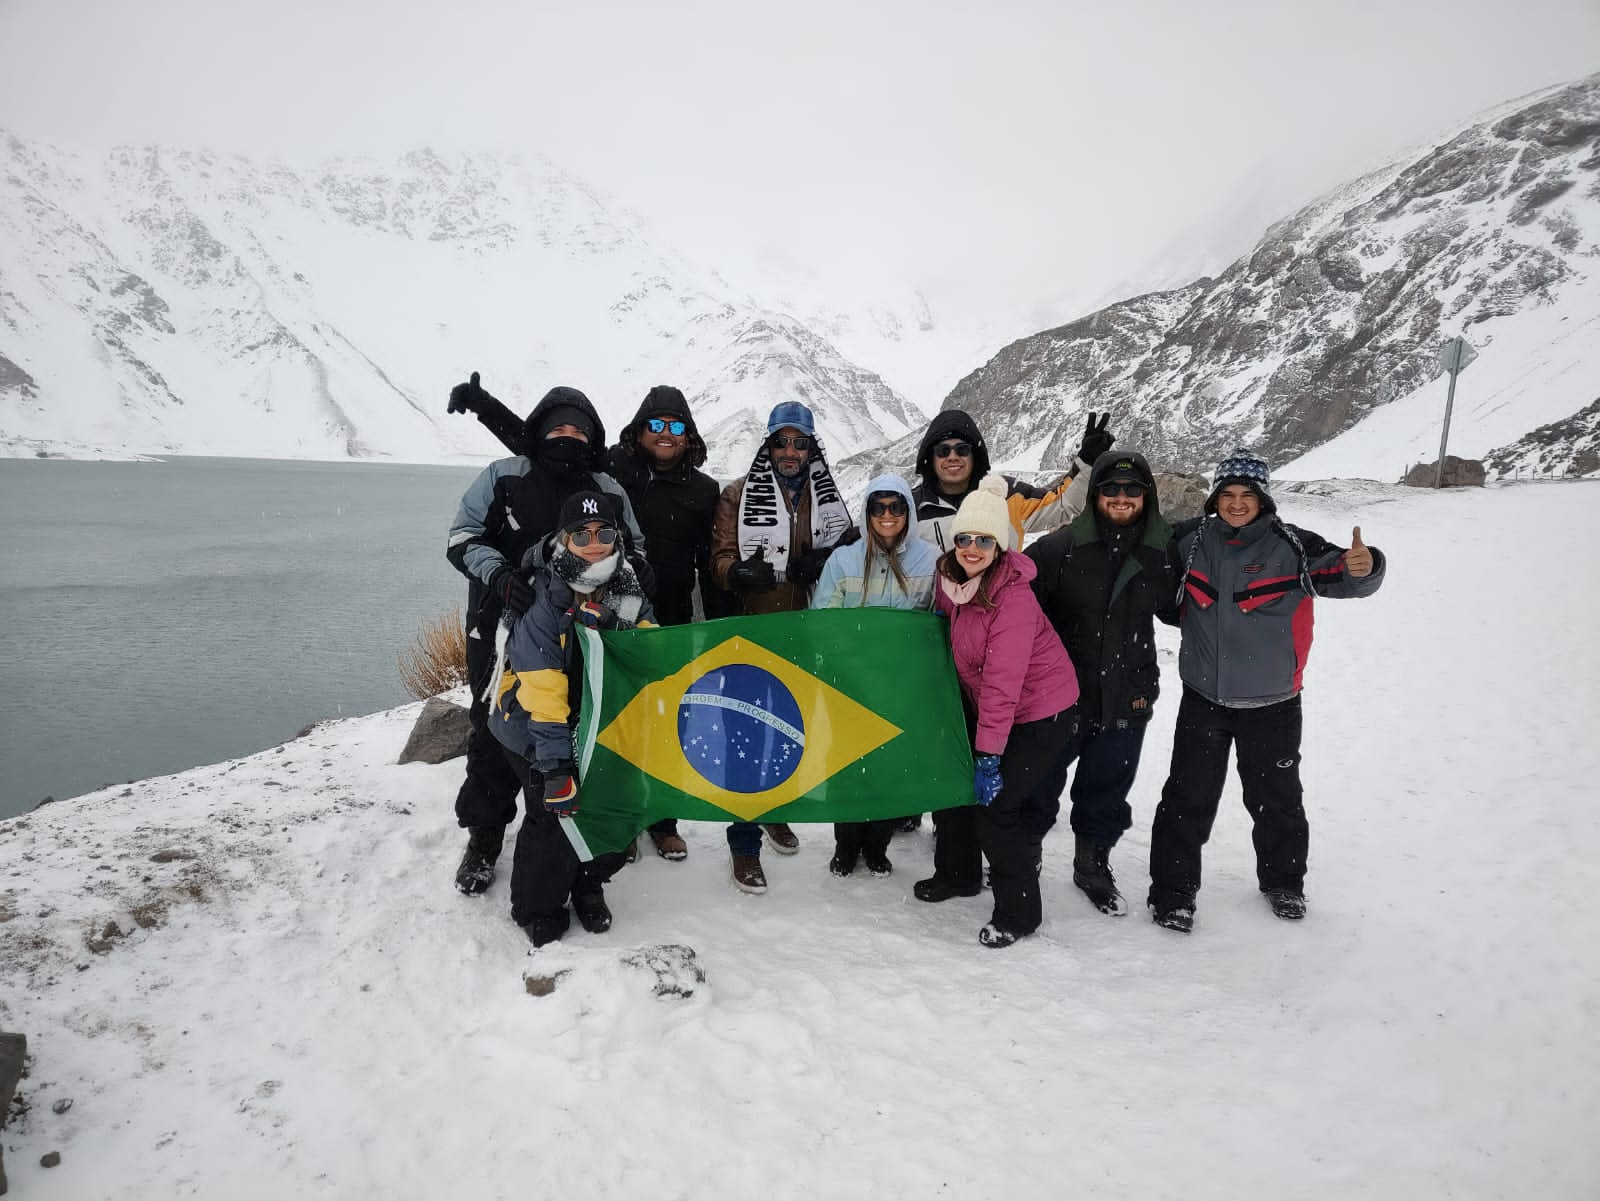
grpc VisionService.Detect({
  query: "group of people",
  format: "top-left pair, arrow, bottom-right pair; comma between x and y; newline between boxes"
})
442,374 -> 1386,949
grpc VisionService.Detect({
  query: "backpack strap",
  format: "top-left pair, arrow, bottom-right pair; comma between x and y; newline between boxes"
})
1271,519 -> 1316,597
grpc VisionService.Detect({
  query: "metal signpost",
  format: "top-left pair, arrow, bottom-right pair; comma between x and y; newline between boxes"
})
1434,334 -> 1479,488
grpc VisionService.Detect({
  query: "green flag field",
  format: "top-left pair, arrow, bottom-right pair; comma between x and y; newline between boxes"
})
565,608 -> 973,859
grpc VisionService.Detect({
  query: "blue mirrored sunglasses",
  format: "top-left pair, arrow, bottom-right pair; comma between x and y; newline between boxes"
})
646,418 -> 687,436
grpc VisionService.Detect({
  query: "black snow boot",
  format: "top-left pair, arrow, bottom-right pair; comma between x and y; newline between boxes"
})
572,888 -> 613,934
454,827 -> 504,896
1072,835 -> 1127,916
1263,888 -> 1307,921
521,909 -> 570,947
1148,900 -> 1195,934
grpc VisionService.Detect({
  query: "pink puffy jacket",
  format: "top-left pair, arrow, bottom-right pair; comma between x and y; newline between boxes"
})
936,550 -> 1079,755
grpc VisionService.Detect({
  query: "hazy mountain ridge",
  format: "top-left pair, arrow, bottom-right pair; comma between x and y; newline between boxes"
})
0,137 -> 925,466
906,74 -> 1600,480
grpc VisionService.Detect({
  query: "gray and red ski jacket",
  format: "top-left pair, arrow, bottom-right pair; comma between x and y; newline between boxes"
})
1165,513 -> 1385,707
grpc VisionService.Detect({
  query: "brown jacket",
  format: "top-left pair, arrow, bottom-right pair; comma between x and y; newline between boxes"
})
709,478 -> 818,615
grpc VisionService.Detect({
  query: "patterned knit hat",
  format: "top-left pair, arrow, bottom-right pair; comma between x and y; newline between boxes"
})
1206,447 -> 1274,514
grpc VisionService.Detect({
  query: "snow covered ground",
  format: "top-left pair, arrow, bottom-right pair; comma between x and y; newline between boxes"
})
2,478 -> 1598,1200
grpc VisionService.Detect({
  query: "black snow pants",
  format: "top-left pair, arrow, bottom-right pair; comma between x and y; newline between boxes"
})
931,708 -> 1077,936
503,753 -> 627,927
1147,687 -> 1307,910
833,819 -> 897,862
454,613 -> 523,832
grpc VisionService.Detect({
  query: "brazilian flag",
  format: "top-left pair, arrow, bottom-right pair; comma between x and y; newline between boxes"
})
566,608 -> 973,860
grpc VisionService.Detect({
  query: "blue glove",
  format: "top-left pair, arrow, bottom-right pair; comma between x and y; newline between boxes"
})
973,753 -> 1003,806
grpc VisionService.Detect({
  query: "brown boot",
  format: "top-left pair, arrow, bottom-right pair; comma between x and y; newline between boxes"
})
762,823 -> 800,855
650,829 -> 689,861
731,853 -> 768,894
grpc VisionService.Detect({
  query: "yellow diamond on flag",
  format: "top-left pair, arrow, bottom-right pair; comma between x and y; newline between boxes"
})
595,635 -> 903,821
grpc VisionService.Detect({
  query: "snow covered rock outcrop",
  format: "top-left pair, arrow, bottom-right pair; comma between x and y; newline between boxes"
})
916,74 -> 1600,480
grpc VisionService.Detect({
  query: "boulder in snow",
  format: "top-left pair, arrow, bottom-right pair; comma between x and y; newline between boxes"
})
397,698 -> 471,766
1402,456 -> 1486,488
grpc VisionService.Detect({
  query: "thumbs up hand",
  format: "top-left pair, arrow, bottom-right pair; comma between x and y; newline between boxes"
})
1343,525 -> 1374,578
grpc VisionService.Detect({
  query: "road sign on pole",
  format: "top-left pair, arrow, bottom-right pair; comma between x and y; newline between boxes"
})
1434,334 -> 1478,488
1436,336 -> 1479,375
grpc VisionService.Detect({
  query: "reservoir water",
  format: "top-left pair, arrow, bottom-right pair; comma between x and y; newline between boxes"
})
0,456 -> 482,819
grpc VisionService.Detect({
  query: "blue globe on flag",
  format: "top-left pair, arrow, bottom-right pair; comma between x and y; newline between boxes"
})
677,664 -> 806,794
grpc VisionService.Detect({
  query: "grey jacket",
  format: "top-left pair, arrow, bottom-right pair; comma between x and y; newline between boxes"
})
1167,513 -> 1385,707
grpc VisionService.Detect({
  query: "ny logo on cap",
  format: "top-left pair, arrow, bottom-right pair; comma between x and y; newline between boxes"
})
582,498 -> 599,515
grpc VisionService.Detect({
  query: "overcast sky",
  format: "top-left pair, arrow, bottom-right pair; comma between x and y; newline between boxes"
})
2,0 -> 1596,318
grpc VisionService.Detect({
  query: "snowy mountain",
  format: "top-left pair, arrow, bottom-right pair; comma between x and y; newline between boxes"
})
3,477 -> 1598,1199
0,136 -> 924,469
883,74 -> 1600,485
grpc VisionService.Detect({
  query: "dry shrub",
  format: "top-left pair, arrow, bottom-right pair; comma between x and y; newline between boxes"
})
399,607 -> 468,700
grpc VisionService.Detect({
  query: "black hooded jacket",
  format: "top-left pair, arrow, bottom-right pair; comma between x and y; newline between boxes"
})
604,386 -> 733,625
446,386 -> 641,629
1024,452 -> 1177,729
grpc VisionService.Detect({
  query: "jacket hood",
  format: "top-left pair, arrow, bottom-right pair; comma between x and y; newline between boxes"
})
619,385 -> 708,470
1088,451 -> 1161,518
858,473 -> 918,540
989,547 -> 1038,591
914,409 -> 991,491
525,386 -> 607,470
1069,449 -> 1171,547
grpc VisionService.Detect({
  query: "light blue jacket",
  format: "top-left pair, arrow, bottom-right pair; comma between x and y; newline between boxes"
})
811,474 -> 939,611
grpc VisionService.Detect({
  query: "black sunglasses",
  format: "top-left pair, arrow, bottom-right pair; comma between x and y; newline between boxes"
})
868,498 -> 908,517
646,418 -> 687,436
1098,482 -> 1146,499
934,441 -> 973,459
568,525 -> 618,548
770,435 -> 813,451
953,532 -> 998,550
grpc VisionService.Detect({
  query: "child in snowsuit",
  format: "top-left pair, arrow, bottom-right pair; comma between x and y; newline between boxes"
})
490,490 -> 656,946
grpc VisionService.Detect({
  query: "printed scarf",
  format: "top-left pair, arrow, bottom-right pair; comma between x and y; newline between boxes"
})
735,443 -> 853,577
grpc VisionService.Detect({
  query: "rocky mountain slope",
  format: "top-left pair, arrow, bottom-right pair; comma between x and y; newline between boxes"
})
0,137 -> 924,472
859,74 -> 1600,484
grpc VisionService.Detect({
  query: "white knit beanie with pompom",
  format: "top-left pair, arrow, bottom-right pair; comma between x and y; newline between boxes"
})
952,474 -> 1011,548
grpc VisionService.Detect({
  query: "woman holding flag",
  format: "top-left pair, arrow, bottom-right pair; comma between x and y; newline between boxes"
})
489,490 -> 657,947
917,478 -> 1080,947
810,473 -> 940,878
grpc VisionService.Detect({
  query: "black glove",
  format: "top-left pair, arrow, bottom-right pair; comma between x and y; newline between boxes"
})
1076,411 -> 1115,467
488,566 -> 535,619
728,548 -> 778,594
785,546 -> 832,587
627,551 -> 656,597
448,371 -> 494,416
